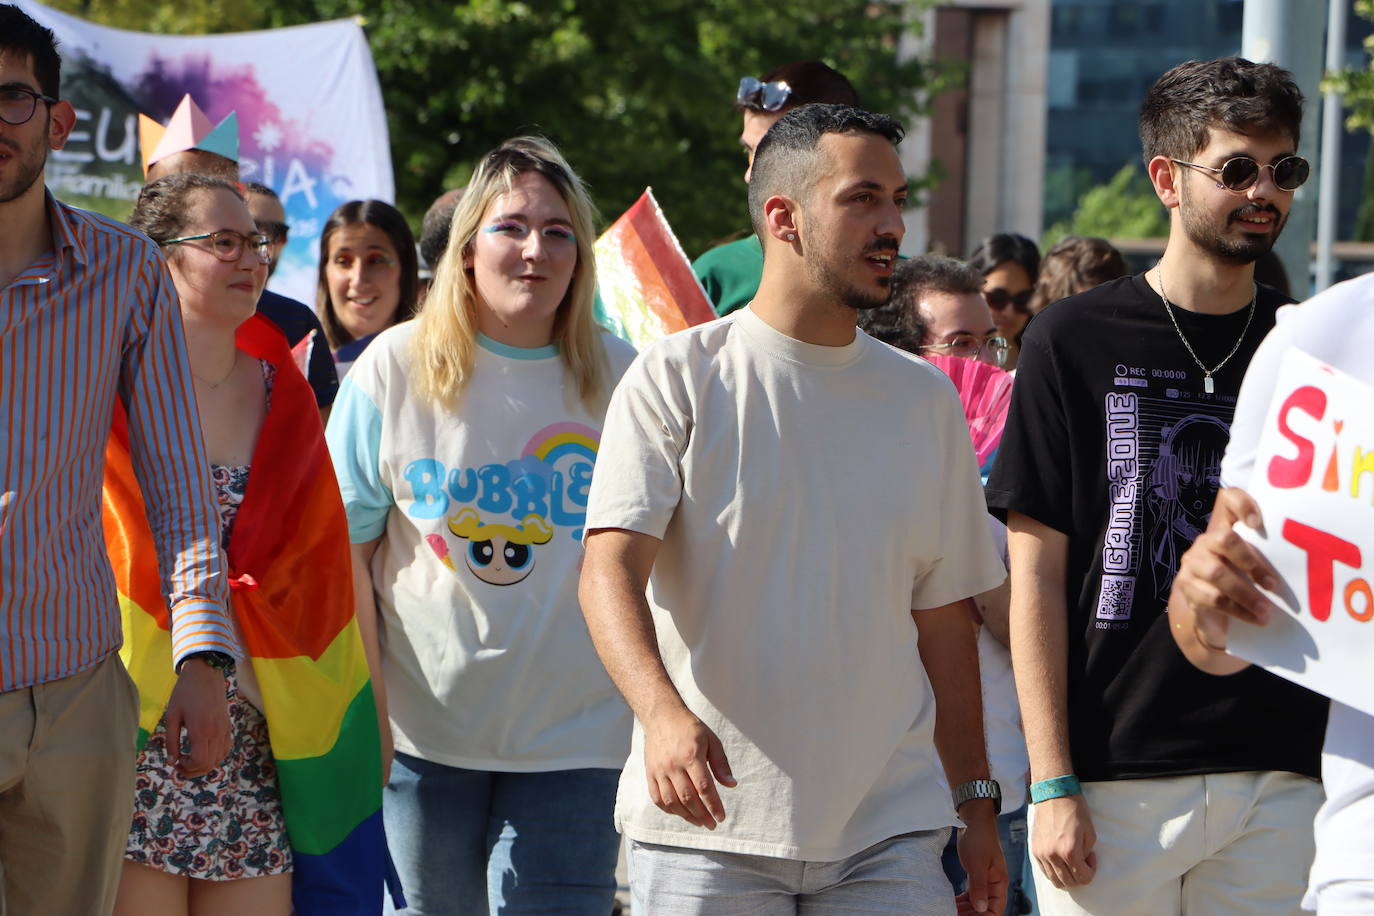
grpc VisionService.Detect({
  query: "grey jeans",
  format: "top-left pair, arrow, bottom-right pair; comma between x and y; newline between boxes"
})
628,828 -> 956,915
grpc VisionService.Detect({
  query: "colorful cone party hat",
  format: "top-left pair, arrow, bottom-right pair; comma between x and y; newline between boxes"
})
139,94 -> 239,176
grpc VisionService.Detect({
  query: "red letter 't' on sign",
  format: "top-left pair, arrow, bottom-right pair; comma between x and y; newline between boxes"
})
1267,386 -> 1327,490
1283,519 -> 1363,621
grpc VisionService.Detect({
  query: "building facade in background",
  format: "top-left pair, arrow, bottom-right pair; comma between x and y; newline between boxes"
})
907,0 -> 1374,284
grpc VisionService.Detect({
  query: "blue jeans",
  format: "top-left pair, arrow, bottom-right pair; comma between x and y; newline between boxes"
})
941,805 -> 1032,915
383,752 -> 621,915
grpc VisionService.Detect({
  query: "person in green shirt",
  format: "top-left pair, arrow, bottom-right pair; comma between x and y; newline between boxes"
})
693,60 -> 860,316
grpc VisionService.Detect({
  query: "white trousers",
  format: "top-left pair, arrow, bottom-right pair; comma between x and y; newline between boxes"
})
1028,771 -> 1322,916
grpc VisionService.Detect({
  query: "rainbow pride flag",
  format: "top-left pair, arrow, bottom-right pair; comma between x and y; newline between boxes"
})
103,315 -> 387,913
594,188 -> 717,348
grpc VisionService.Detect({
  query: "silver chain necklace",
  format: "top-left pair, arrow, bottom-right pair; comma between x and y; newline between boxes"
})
1153,267 -> 1255,394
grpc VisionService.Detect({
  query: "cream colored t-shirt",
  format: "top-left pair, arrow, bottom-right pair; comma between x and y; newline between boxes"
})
585,306 -> 1006,860
328,323 -> 636,771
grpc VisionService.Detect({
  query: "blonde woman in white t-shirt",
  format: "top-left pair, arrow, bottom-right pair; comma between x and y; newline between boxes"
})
326,137 -> 635,915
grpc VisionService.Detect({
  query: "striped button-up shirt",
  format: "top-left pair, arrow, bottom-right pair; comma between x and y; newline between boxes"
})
0,193 -> 236,692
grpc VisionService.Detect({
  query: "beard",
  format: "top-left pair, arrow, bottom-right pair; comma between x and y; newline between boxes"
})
804,237 -> 897,312
0,124 -> 49,206
1180,184 -> 1287,265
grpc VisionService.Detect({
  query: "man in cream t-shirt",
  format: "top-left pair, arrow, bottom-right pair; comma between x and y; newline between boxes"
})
580,104 -> 1009,914
1168,272 -> 1374,914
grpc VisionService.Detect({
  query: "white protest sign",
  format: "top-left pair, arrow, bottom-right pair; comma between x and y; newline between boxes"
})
1228,348 -> 1374,716
16,0 -> 394,307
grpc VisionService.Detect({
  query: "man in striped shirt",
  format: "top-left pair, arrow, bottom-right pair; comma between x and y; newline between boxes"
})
1,8 -> 238,914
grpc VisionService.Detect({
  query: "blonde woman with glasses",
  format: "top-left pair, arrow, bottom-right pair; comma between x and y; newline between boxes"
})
326,136 -> 636,914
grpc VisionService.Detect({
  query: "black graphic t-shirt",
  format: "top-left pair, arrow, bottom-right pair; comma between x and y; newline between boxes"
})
986,274 -> 1326,781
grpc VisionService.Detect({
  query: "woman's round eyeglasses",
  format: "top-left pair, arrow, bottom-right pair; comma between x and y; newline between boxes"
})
162,230 -> 273,264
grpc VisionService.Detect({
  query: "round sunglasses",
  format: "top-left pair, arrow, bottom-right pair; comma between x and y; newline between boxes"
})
1170,155 -> 1310,193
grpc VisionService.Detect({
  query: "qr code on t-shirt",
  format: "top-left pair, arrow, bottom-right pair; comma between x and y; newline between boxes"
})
1095,574 -> 1135,621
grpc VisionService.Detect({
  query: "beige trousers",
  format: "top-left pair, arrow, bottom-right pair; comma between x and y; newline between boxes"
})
1029,771 -> 1322,916
0,653 -> 139,916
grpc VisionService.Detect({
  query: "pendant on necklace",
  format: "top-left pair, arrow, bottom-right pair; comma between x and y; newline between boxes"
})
1203,374 -> 1215,394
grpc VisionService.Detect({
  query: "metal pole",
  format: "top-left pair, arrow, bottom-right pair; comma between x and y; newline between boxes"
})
1244,0 -> 1326,296
1316,0 -> 1348,292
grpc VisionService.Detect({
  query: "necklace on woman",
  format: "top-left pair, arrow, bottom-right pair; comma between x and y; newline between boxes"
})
1153,267 -> 1255,394
191,350 -> 239,391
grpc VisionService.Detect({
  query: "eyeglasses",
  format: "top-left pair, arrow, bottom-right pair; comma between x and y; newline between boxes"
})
256,220 -> 290,244
983,288 -> 1033,313
737,77 -> 792,112
919,334 -> 1010,366
1171,156 -> 1310,193
162,230 -> 273,264
0,86 -> 59,126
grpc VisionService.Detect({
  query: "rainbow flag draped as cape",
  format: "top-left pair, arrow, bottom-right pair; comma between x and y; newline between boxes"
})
594,188 -> 716,348
103,314 -> 387,914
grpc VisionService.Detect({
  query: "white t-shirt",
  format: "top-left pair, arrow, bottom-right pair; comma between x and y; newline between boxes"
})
327,323 -> 636,771
1219,272 -> 1374,910
585,306 -> 1006,860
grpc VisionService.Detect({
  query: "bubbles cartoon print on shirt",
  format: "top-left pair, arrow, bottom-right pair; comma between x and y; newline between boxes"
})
426,508 -> 553,587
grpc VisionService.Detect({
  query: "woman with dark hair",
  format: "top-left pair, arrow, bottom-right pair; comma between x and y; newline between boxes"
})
317,199 -> 419,376
1029,235 -> 1129,314
969,233 -> 1040,371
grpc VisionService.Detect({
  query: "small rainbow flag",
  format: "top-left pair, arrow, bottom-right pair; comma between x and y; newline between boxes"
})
594,188 -> 717,348
103,315 -> 388,913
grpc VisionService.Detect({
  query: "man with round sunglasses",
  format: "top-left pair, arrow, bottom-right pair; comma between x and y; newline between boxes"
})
692,60 -> 860,317
986,56 -> 1326,916
1,7 -> 237,913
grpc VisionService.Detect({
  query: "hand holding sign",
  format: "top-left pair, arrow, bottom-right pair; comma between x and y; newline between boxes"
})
1225,349 -> 1374,715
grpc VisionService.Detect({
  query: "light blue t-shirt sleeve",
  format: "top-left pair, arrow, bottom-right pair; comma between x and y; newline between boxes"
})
326,376 -> 392,543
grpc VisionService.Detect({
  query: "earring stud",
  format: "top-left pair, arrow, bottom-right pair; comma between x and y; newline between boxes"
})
786,233 -> 797,242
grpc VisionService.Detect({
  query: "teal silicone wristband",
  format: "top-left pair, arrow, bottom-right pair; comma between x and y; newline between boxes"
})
1029,775 -> 1082,804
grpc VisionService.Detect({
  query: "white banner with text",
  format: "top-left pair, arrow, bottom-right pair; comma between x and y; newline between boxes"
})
1229,348 -> 1374,716
16,0 -> 393,306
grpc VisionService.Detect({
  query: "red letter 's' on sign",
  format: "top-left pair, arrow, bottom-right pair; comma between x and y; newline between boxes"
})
1268,386 -> 1327,490
1283,519 -> 1363,622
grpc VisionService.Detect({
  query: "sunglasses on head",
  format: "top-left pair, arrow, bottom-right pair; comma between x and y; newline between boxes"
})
737,77 -> 792,112
1171,155 -> 1310,193
983,287 -> 1033,313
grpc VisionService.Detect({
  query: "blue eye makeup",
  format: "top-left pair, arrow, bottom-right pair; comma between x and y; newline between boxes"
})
482,220 -> 575,242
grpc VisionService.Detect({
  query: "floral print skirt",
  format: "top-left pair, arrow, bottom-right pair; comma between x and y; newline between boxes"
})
124,673 -> 292,880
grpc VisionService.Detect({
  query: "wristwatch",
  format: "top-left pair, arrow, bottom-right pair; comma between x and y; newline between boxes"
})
951,778 -> 1002,815
180,650 -> 235,674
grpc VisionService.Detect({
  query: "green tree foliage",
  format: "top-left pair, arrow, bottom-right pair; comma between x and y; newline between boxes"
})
1325,0 -> 1374,241
1355,141 -> 1374,242
55,0 -> 265,36
1325,0 -> 1374,132
1042,163 -> 1169,246
48,0 -> 949,256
